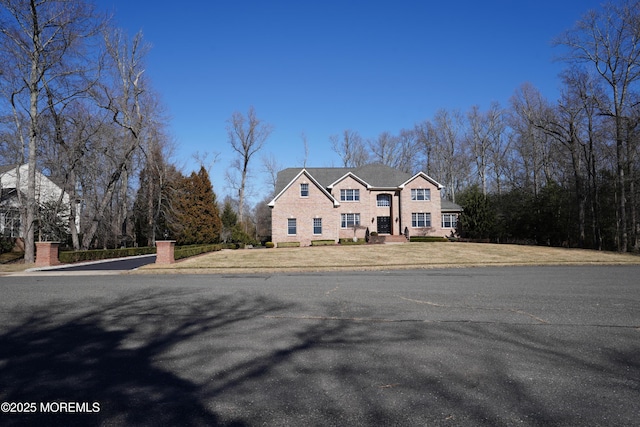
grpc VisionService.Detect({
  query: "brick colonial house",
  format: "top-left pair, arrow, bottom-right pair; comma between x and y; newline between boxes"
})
268,164 -> 462,246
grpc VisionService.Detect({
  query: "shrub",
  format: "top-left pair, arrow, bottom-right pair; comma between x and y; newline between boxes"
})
230,226 -> 258,246
368,235 -> 386,244
339,238 -> 367,245
311,240 -> 335,246
409,236 -> 449,243
0,237 -> 15,254
265,241 -> 275,248
277,242 -> 300,248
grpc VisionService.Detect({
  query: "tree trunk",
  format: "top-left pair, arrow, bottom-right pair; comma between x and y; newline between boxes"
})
615,114 -> 628,252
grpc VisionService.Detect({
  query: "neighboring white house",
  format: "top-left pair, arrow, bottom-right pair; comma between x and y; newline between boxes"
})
0,164 -> 74,239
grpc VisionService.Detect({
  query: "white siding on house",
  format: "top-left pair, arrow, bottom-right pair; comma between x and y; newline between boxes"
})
0,164 -> 76,238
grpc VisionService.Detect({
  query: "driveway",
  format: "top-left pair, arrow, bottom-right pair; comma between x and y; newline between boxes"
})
0,266 -> 638,426
27,254 -> 157,273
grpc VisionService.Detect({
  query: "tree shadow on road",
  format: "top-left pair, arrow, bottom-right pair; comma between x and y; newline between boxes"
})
0,287 -> 638,426
0,289 -> 287,426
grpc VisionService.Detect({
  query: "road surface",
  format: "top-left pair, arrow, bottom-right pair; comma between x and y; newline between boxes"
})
0,266 -> 638,426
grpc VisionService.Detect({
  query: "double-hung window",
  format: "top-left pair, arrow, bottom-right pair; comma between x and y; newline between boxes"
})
411,188 -> 430,201
341,213 -> 360,228
287,218 -> 297,235
300,183 -> 309,197
442,213 -> 457,228
313,218 -> 322,235
340,189 -> 359,201
412,212 -> 431,227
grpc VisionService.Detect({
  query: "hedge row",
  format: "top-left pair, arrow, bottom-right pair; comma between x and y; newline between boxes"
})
339,238 -> 367,245
409,236 -> 449,242
277,242 -> 300,248
311,240 -> 336,246
174,243 -> 225,260
59,246 -> 156,263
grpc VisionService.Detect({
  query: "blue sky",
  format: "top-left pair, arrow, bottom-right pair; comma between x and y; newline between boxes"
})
96,0 -> 606,202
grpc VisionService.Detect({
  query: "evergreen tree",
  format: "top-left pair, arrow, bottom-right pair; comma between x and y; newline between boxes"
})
173,167 -> 222,245
133,162 -> 182,246
221,199 -> 238,230
458,185 -> 496,240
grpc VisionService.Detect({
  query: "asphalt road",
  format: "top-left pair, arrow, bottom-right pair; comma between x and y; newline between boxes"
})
0,266 -> 638,426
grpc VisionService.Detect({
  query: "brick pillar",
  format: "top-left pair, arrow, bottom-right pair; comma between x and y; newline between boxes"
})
155,240 -> 176,264
35,242 -> 61,267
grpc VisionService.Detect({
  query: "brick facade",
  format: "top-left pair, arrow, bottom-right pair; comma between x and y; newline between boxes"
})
401,175 -> 443,238
35,242 -> 61,267
270,172 -> 338,247
269,166 -> 460,247
155,240 -> 176,264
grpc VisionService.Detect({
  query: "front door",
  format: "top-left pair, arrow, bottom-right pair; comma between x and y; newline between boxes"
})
377,216 -> 391,234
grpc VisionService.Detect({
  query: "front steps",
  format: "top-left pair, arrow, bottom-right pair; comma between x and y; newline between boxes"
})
383,234 -> 409,244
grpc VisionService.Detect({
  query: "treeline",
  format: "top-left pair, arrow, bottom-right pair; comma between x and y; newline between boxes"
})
329,2 -> 640,252
2,0 -> 639,261
0,0 -> 171,262
133,165 -> 257,248
0,0 -> 258,261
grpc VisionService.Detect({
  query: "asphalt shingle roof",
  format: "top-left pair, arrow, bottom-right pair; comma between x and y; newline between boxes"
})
0,165 -> 17,175
274,164 -> 414,195
273,164 -> 463,212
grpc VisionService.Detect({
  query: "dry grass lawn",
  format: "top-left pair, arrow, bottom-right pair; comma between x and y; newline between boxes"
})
0,262 -> 30,274
138,242 -> 640,274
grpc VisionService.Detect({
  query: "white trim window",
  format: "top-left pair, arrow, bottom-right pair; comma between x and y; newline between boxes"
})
287,218 -> 297,235
411,188 -> 430,201
411,212 -> 431,227
377,194 -> 391,207
340,189 -> 360,201
313,218 -> 322,235
442,213 -> 457,228
300,183 -> 309,197
341,213 -> 360,228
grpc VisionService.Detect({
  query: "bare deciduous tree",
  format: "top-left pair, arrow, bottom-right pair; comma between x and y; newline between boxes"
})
329,129 -> 368,167
82,28 -> 150,249
466,102 -> 506,196
509,83 -> 555,196
0,0 -> 102,261
428,109 -> 469,203
261,153 -> 282,196
226,106 -> 273,224
555,0 -> 640,251
300,132 -> 309,168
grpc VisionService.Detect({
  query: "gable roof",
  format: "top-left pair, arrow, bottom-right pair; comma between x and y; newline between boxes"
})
401,171 -> 444,190
0,164 -> 66,190
268,169 -> 339,207
327,171 -> 371,189
270,164 -> 463,214
0,165 -> 17,175
273,164 -> 438,196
